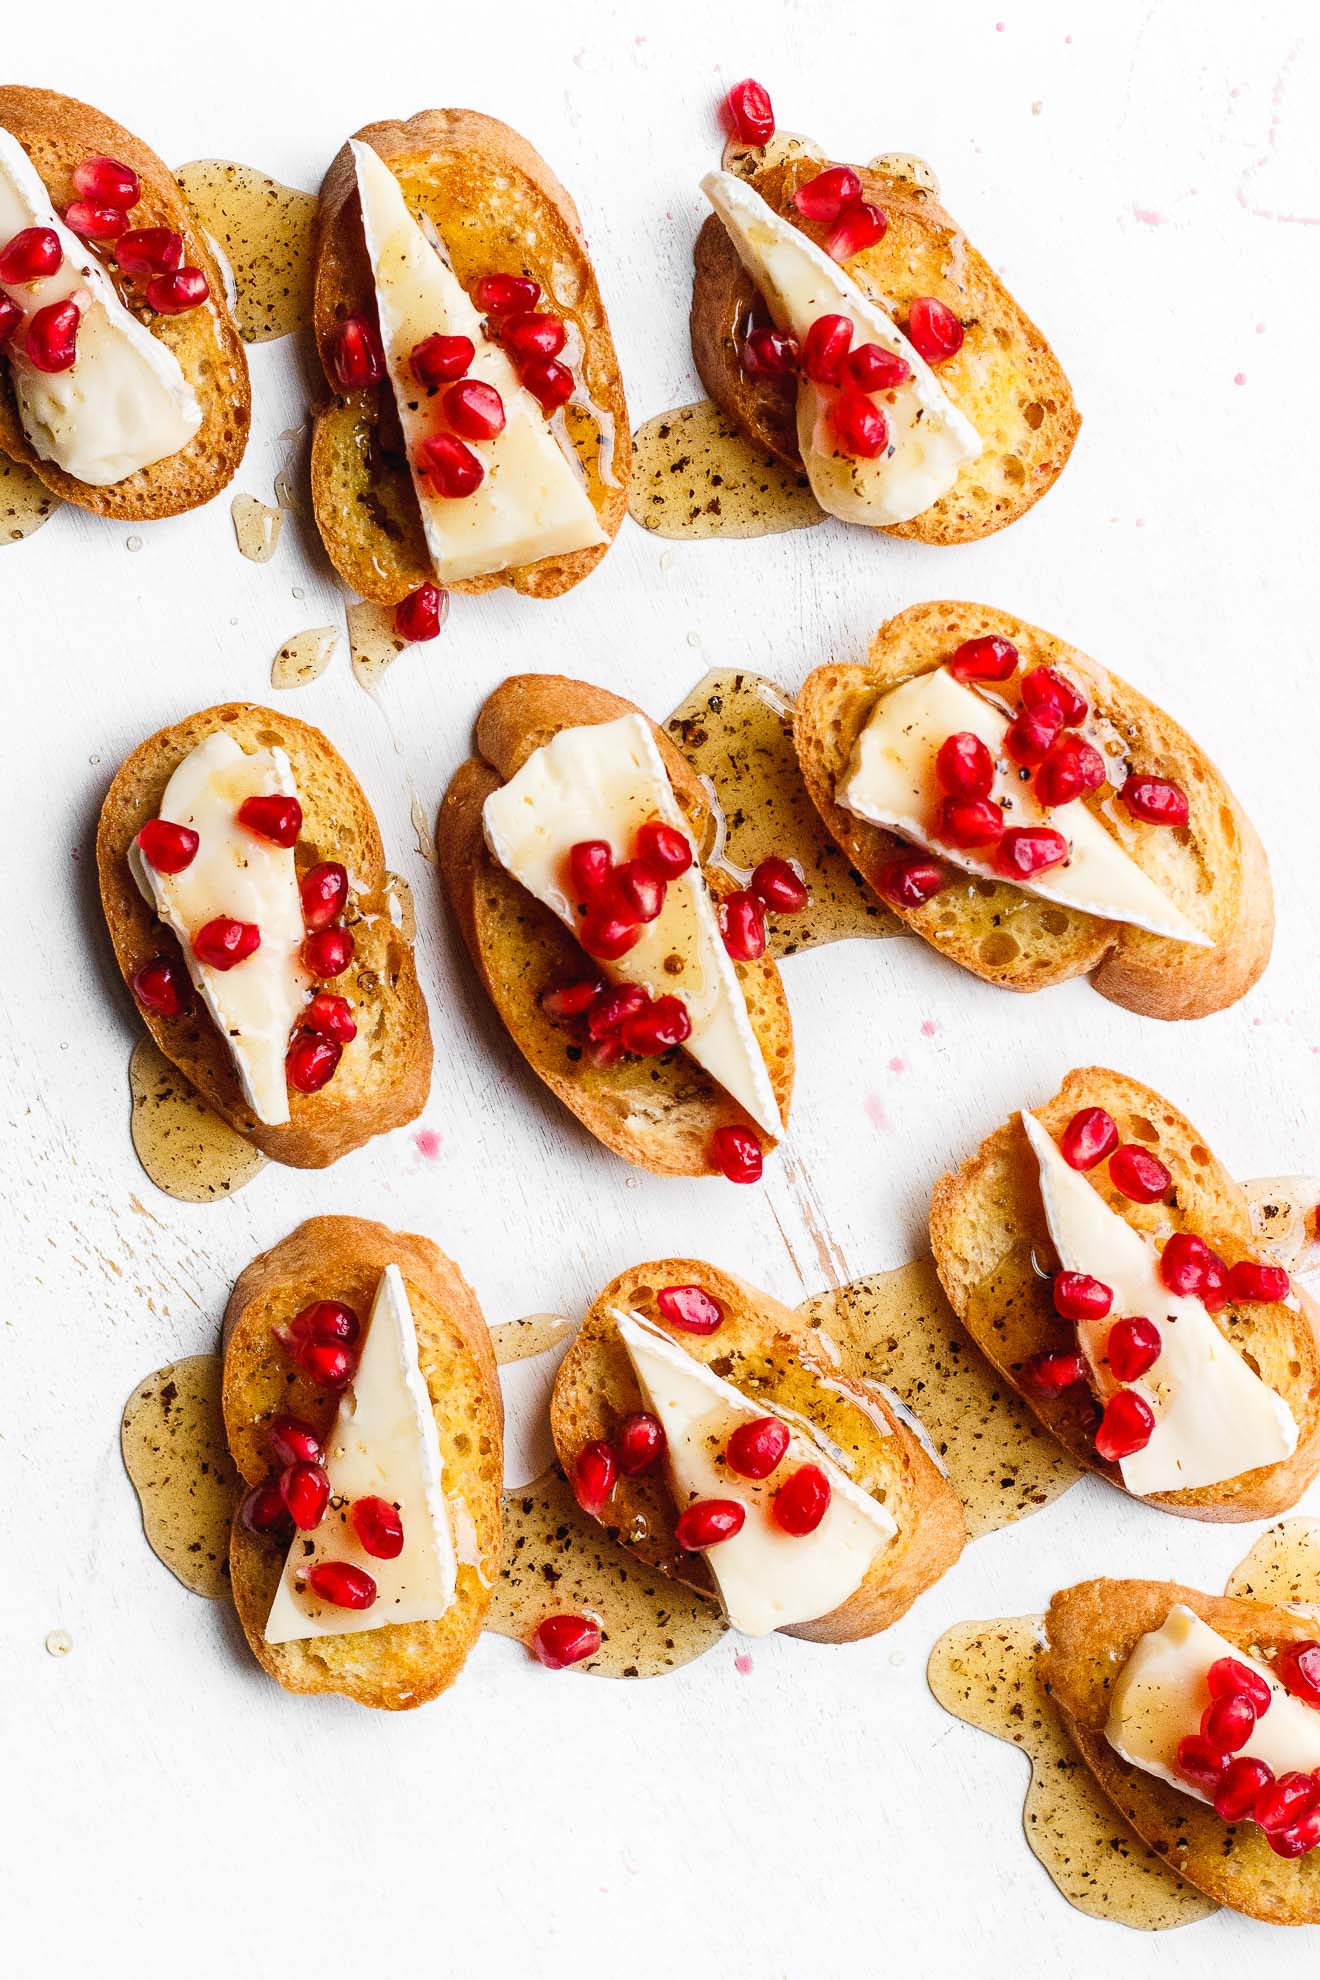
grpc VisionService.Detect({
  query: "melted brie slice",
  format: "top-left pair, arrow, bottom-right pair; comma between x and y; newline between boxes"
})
132,732 -> 310,1125
1107,1605 -> 1320,1798
265,1266 -> 457,1644
481,713 -> 780,1136
0,129 -> 201,484
615,1311 -> 896,1636
351,140 -> 604,585
1023,1112 -> 1296,1493
701,169 -> 980,527
837,668 -> 1211,945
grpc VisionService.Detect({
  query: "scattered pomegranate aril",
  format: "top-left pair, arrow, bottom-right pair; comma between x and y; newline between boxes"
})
501,310 -> 567,361
1095,1387 -> 1156,1461
773,1464 -> 831,1536
192,917 -> 260,970
300,860 -> 348,930
444,377 -> 505,441
1201,1691 -> 1257,1754
587,984 -> 646,1039
726,1415 -> 791,1480
1053,1271 -> 1113,1322
1109,1144 -> 1172,1204
132,953 -> 189,1017
1214,1754 -> 1274,1824
1060,1106 -> 1119,1171
676,1498 -> 747,1550
475,273 -> 541,318
352,1495 -> 405,1560
115,227 -> 183,277
1004,704 -> 1064,768
878,853 -> 947,908
1019,1351 -> 1088,1399
833,389 -> 889,458
572,1440 -> 616,1517
303,926 -> 355,978
64,202 -> 127,242
621,995 -> 691,1058
657,1285 -> 724,1334
1159,1231 -> 1228,1310
724,78 -> 775,146
0,226 -> 61,283
293,1338 -> 355,1388
579,905 -> 641,961
720,889 -> 768,961
286,1033 -> 342,1094
801,312 -> 853,385
240,1481 -> 292,1540
146,267 -> 209,314
635,819 -> 693,878
996,827 -> 1070,881
519,354 -> 574,409
73,154 -> 139,210
949,634 -> 1018,683
936,730 -> 995,799
750,857 -> 808,913
307,1561 -> 377,1610
907,295 -> 964,362
615,1411 -> 666,1476
1207,1656 -> 1273,1717
793,166 -> 863,223
845,342 -> 911,392
291,1299 -> 362,1346
137,817 -> 199,873
394,581 -> 446,642
1174,1733 -> 1231,1795
419,432 -> 484,497
1276,1640 -> 1320,1709
268,1415 -> 322,1467
0,294 -> 18,345
531,1613 -> 601,1669
1255,1771 -> 1318,1833
741,326 -> 799,377
826,201 -> 887,261
304,992 -> 356,1043
328,314 -> 384,391
614,858 -> 667,923
939,794 -> 1004,850
237,793 -> 302,847
1020,665 -> 1088,726
280,1459 -> 331,1531
1106,1316 -> 1162,1382
410,332 -> 474,388
1120,774 -> 1189,827
25,300 -> 79,372
1035,734 -> 1107,809
1226,1259 -> 1290,1304
710,1124 -> 763,1184
541,979 -> 602,1027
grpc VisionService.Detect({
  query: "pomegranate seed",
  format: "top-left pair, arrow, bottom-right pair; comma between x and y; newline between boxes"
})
395,582 -> 445,642
0,294 -> 18,344
1004,704 -> 1064,768
132,953 -> 189,1017
304,992 -> 356,1043
710,1124 -> 763,1184
1021,666 -> 1088,726
1106,1317 -> 1161,1382
268,1415 -> 322,1467
352,1495 -> 405,1560
531,1614 -> 600,1669
307,1561 -> 377,1610
773,1464 -> 831,1535
1121,775 -> 1189,828
25,300 -> 79,372
240,1481 -> 292,1540
64,202 -> 127,242
146,268 -> 209,314
73,154 -> 139,209
501,311 -> 566,361
475,273 -> 541,318
294,1339 -> 355,1388
826,201 -> 888,261
724,78 -> 774,146
1035,734 -> 1106,809
1268,1810 -> 1320,1857
1277,1640 -> 1320,1709
444,378 -> 505,441
726,1416 -> 790,1480
741,326 -> 799,377
419,432 -> 484,497
1095,1388 -> 1156,1461
793,166 -> 863,223
568,839 -> 614,899
657,1285 -> 724,1334
300,861 -> 348,930
1174,1734 -> 1231,1795
939,795 -> 1004,850
237,793 -> 302,848
615,1411 -> 666,1476
750,857 -> 808,913
1226,1259 -> 1291,1303
676,1498 -> 746,1549
721,889 -> 768,961
801,313 -> 852,385
541,979 -> 603,1026
287,1034 -> 342,1094
878,854 -> 947,908
291,1299 -> 361,1346
948,635 -> 1019,683
1053,1271 -> 1113,1322
1159,1232 -> 1228,1310
193,918 -> 260,970
579,906 -> 640,961
614,859 -> 667,923
0,226 -> 61,283
1256,1772 -> 1318,1833
833,390 -> 889,458
587,984 -> 646,1039
635,820 -> 693,878
519,354 -> 575,410
410,332 -> 473,387
846,343 -> 911,392
303,926 -> 355,977
907,295 -> 964,361
280,1459 -> 330,1530
115,227 -> 183,277
1019,1351 -> 1088,1398
1207,1656 -> 1273,1717
621,995 -> 692,1058
1060,1106 -> 1118,1170
328,315 -> 384,391
995,827 -> 1070,881
936,731 -> 995,799
1110,1144 -> 1172,1204
1214,1755 -> 1274,1823
572,1440 -> 616,1517
136,818 -> 199,873
1202,1692 -> 1257,1753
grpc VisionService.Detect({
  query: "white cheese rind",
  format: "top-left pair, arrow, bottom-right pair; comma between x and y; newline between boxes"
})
481,713 -> 780,1137
701,169 -> 980,528
351,140 -> 604,585
1023,1112 -> 1297,1493
836,668 -> 1212,945
615,1310 -> 896,1637
0,129 -> 201,484
265,1265 -> 457,1644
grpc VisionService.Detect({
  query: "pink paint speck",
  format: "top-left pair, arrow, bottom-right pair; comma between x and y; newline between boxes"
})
995,20 -> 1005,31
864,1094 -> 889,1130
414,1129 -> 442,1160
888,1056 -> 906,1074
1130,204 -> 1167,227
1234,371 -> 1247,385
734,1650 -> 754,1676
1135,517 -> 1146,529
1256,322 -> 1267,333
920,1018 -> 939,1038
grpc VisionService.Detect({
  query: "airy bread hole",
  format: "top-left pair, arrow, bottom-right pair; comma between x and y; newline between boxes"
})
1022,401 -> 1046,429
1189,1144 -> 1211,1167
979,932 -> 1019,967
1040,909 -> 1070,935
1128,1116 -> 1160,1143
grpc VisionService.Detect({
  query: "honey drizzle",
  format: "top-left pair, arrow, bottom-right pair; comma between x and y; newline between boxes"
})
629,400 -> 822,542
1243,1175 -> 1320,1279
347,599 -> 409,694
0,454 -> 56,543
121,1355 -> 239,1599
128,1037 -> 267,1202
175,161 -> 315,343
230,492 -> 283,563
1225,1518 -> 1320,1609
490,1314 -> 576,1364
270,626 -> 339,690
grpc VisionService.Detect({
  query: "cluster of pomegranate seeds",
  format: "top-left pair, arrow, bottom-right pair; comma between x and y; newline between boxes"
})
289,860 -> 355,1094
329,314 -> 384,392
471,272 -> 576,413
238,793 -> 302,848
531,1613 -> 603,1669
1172,1658 -> 1320,1856
723,78 -> 775,146
570,1403 -> 668,1516
137,817 -> 199,873
710,1123 -> 763,1185
394,580 -> 447,643
561,816 -> 693,963
541,973 -> 691,1068
906,296 -> 964,362
720,855 -> 809,961
789,164 -> 888,264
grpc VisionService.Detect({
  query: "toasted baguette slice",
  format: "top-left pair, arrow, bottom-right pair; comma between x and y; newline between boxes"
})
691,155 -> 1078,544
796,601 -> 1272,1019
223,1217 -> 501,1710
0,86 -> 249,518
551,1259 -> 966,1641
310,108 -> 628,605
437,675 -> 794,1177
96,702 -> 431,1168
1042,1578 -> 1320,1924
930,1067 -> 1320,1521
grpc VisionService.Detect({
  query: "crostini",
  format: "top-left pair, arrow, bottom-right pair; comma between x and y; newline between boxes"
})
438,675 -> 794,1182
97,702 -> 431,1168
796,601 -> 1272,1018
311,110 -> 628,624
1042,1578 -> 1320,1921
551,1259 -> 965,1640
223,1217 -> 502,1710
0,85 -> 248,518
930,1068 -> 1320,1521
691,143 -> 1078,543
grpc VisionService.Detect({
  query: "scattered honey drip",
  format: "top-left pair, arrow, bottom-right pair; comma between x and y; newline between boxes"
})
383,869 -> 416,944
230,492 -> 283,563
928,1617 -> 1215,1930
347,599 -> 407,694
720,129 -> 826,181
176,161 -> 315,343
270,626 -> 339,689
491,1313 -> 576,1364
666,667 -> 902,956
629,400 -> 822,542
128,1037 -> 267,1202
867,152 -> 941,195
0,454 -> 56,543
1243,1175 -> 1320,1279
121,1354 -> 239,1599
799,1259 -> 1082,1536
1225,1518 -> 1320,1609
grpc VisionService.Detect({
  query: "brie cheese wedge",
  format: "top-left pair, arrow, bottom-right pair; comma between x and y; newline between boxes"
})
1023,1112 -> 1297,1493
351,140 -> 604,585
701,169 -> 980,527
265,1265 -> 457,1644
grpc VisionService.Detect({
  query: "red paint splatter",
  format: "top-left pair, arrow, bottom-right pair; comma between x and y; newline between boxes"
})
1234,371 -> 1247,385
734,1650 -> 754,1676
995,20 -> 1005,30
414,1129 -> 442,1160
888,1056 -> 906,1074
864,1094 -> 889,1129
920,1018 -> 939,1037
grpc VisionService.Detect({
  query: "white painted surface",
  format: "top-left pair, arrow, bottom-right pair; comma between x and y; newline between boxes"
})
5,2 -> 1319,1971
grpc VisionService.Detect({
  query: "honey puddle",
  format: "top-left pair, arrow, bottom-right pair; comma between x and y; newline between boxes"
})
128,1037 -> 267,1202
0,454 -> 57,543
176,160 -> 315,343
121,1354 -> 239,1598
231,492 -> 283,563
630,400 -> 821,542
490,1313 -> 576,1363
347,599 -> 409,694
1243,1175 -> 1320,1280
271,626 -> 339,690
1225,1518 -> 1320,1609
666,667 -> 902,956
